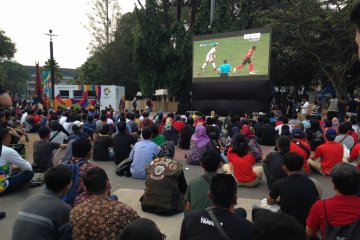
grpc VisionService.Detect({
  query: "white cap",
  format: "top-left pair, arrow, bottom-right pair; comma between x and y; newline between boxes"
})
73,120 -> 83,127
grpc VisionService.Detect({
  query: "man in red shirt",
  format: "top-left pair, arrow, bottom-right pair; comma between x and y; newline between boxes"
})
308,128 -> 343,176
348,143 -> 360,170
173,115 -> 186,132
290,128 -> 311,174
234,46 -> 256,75
306,163 -> 360,240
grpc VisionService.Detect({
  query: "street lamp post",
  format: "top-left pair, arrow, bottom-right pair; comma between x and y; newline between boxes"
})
45,29 -> 57,101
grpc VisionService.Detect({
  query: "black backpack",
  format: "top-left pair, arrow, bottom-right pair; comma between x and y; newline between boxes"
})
323,200 -> 360,240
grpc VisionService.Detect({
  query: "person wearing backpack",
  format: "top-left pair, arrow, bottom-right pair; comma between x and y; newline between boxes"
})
306,163 -> 360,240
62,138 -> 97,206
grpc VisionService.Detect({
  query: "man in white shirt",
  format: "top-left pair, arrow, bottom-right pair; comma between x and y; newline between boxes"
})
201,44 -> 219,71
300,96 -> 310,120
0,128 -> 33,195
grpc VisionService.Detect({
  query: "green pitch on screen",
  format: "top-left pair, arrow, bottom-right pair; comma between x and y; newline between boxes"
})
193,33 -> 270,78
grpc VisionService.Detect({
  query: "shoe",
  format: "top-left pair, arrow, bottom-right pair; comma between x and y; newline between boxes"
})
214,68 -> 218,71
0,212 -> 5,219
201,68 -> 204,72
249,72 -> 255,75
233,68 -> 236,73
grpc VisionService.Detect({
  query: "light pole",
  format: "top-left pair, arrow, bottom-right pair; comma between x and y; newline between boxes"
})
44,29 -> 57,101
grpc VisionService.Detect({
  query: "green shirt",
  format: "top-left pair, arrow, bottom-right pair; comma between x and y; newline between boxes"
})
185,172 -> 217,211
152,134 -> 167,146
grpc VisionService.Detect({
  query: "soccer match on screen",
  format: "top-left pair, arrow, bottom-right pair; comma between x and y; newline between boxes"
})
193,32 -> 271,79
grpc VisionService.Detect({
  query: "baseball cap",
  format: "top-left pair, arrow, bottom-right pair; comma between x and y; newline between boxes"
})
291,128 -> 303,138
73,120 -> 83,127
325,128 -> 337,139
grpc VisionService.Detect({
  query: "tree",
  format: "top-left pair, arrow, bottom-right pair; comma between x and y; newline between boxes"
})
0,61 -> 29,96
86,0 -> 121,84
0,29 -> 16,62
210,0 -> 235,33
42,59 -> 63,84
75,56 -> 105,85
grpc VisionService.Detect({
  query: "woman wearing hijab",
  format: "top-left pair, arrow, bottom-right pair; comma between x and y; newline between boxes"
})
187,125 -> 211,165
162,117 -> 179,145
241,124 -> 263,162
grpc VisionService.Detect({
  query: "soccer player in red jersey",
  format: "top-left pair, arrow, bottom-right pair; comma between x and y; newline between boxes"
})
234,46 -> 256,74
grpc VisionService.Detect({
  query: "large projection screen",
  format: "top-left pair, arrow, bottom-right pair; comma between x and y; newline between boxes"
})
192,28 -> 274,115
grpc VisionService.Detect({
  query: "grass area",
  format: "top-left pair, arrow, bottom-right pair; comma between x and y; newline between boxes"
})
193,33 -> 270,78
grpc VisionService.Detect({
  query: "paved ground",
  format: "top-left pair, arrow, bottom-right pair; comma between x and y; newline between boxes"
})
0,133 -> 336,239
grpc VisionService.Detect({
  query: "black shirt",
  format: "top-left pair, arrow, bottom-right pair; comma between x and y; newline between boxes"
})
113,132 -> 137,165
179,125 -> 195,149
348,100 -> 359,113
269,174 -> 319,227
180,208 -> 252,240
256,124 -> 276,146
93,135 -> 113,161
263,152 -> 287,189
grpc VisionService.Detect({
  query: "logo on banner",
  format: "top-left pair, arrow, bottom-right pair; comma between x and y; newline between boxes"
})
104,87 -> 111,98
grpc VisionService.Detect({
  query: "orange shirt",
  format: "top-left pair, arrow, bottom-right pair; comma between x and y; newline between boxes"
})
290,139 -> 311,174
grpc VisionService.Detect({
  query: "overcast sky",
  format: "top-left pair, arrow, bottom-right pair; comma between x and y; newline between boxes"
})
0,0 -> 142,69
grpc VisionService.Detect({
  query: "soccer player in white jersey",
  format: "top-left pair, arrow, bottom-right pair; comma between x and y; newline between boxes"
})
201,44 -> 219,71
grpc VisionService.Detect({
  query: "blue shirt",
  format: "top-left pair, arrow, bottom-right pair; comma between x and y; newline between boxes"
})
129,140 -> 160,179
219,63 -> 232,73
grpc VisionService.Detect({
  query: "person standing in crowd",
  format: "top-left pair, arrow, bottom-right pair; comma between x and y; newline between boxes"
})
71,167 -> 139,240
300,96 -> 310,120
132,97 -> 137,112
346,95 -> 358,117
306,163 -> 360,240
327,95 -> 339,121
308,128 -> 343,176
180,174 -> 253,240
12,166 -> 72,240
267,152 -> 319,227
338,96 -> 348,122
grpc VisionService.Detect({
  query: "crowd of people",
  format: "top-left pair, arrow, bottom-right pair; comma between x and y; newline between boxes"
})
1,3 -> 360,240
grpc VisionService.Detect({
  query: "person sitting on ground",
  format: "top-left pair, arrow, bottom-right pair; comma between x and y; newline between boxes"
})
48,120 -> 68,144
127,112 -> 139,133
263,136 -> 289,189
252,208 -> 307,240
306,163 -> 360,240
12,165 -> 72,240
224,134 -> 263,187
275,117 -> 291,136
348,141 -> 360,169
0,128 -> 33,195
267,152 -> 319,227
306,118 -> 325,151
93,124 -> 114,161
241,122 -> 263,162
173,115 -> 186,132
33,127 -> 67,173
223,126 -> 240,161
71,167 -> 139,240
113,122 -> 137,165
141,141 -> 187,215
185,149 -> 222,214
290,128 -> 311,174
180,173 -> 253,240
308,128 -> 343,176
205,117 -> 223,150
118,218 -> 165,240
24,109 -> 39,133
150,124 -> 166,146
334,123 -> 355,150
187,125 -> 212,165
129,127 -> 160,179
179,117 -> 195,150
162,117 -> 179,145
65,138 -> 98,206
256,117 -> 276,146
67,121 -> 89,141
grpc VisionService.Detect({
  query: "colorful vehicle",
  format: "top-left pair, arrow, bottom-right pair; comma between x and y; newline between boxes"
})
54,85 -> 125,111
